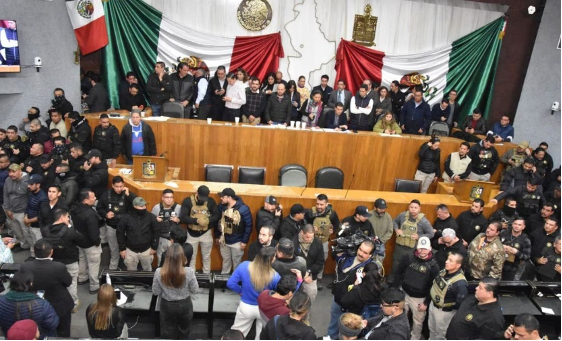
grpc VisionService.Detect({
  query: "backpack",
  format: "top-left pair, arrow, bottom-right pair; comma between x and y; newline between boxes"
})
44,227 -> 67,250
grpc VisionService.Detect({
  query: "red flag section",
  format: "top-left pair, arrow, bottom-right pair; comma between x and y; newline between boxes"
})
74,15 -> 108,55
230,32 -> 284,83
335,39 -> 385,95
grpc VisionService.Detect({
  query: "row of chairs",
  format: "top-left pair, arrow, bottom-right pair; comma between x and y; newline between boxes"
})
206,164 -> 424,192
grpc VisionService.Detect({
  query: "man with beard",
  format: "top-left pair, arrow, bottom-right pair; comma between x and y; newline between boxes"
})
467,135 -> 499,181
467,222 -> 506,280
431,204 -> 459,250
3,164 -> 30,250
442,142 -> 472,183
92,114 -> 121,165
27,119 -> 49,146
24,174 -> 48,255
525,203 -> 555,235
4,125 -> 29,164
67,111 -> 92,154
456,199 -> 488,247
120,110 -> 157,163
247,226 -> 278,261
255,195 -> 282,235
501,157 -> 541,191
491,178 -> 546,219
500,217 -> 531,280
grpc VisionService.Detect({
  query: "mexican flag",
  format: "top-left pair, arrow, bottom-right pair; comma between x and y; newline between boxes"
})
102,0 -> 284,107
65,0 -> 108,55
336,17 -> 505,123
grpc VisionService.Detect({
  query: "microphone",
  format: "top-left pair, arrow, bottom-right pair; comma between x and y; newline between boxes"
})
300,175 -> 317,196
344,173 -> 355,198
159,151 -> 168,157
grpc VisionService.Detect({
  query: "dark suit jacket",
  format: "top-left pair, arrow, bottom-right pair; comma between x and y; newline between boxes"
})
326,89 -> 352,112
22,259 -> 73,317
86,83 -> 110,113
288,91 -> 301,120
313,85 -> 333,104
321,110 -> 348,129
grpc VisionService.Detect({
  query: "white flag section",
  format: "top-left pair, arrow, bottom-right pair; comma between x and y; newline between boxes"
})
381,44 -> 453,107
157,17 -> 236,71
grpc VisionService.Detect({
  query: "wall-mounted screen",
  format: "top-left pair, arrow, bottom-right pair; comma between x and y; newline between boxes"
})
0,20 -> 20,73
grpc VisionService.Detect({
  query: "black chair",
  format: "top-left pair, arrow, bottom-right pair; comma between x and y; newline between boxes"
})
315,166 -> 344,189
395,178 -> 422,193
238,166 -> 266,185
162,101 -> 185,118
278,164 -> 307,187
205,164 -> 233,183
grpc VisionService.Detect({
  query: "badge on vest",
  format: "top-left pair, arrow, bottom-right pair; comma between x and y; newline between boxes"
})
547,243 -> 552,247
101,131 -> 106,136
465,314 -> 473,321
434,295 -> 441,303
475,225 -> 481,231
514,243 -> 520,249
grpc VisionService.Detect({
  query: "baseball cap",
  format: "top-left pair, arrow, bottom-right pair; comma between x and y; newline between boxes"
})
374,198 -> 387,209
517,141 -> 530,149
8,163 -> 20,172
132,197 -> 147,206
290,204 -> 306,215
355,205 -> 373,218
417,236 -> 432,250
7,319 -> 38,340
68,111 -> 81,120
265,195 -> 277,205
218,188 -> 236,198
28,174 -> 43,185
38,154 -> 51,164
197,185 -> 210,201
85,149 -> 102,159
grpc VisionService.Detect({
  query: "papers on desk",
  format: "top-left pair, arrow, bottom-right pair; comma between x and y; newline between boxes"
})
164,181 -> 179,188
143,116 -> 170,121
116,290 -> 128,307
119,168 -> 133,175
541,307 -> 555,315
322,128 -> 351,133
379,133 -> 402,137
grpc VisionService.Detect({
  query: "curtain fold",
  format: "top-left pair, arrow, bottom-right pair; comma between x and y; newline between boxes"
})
334,39 -> 385,95
230,33 -> 285,83
102,0 -> 162,108
444,17 -> 505,122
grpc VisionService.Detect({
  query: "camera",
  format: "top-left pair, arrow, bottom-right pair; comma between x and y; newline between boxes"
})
331,230 -> 379,256
551,102 -> 559,115
34,57 -> 42,68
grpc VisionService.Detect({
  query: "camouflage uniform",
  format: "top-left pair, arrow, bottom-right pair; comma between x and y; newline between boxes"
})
467,233 -> 506,279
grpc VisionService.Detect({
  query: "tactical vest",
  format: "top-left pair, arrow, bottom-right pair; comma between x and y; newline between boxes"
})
442,152 -> 472,181
507,150 -> 526,171
312,207 -> 332,243
157,203 -> 178,236
107,191 -> 126,227
94,126 -> 113,153
430,270 -> 466,308
403,258 -> 437,292
497,210 -> 518,230
189,195 -> 210,231
396,212 -> 424,248
520,192 -> 540,216
220,208 -> 242,235
349,95 -> 371,127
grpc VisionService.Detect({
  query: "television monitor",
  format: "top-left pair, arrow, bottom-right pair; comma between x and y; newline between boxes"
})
0,20 -> 20,73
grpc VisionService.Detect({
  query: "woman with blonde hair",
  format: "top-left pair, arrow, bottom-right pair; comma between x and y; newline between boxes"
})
338,313 -> 364,340
152,243 -> 199,339
86,284 -> 127,339
373,111 -> 402,134
227,246 -> 291,339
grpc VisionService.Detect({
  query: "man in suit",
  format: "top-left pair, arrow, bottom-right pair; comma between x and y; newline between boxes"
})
321,102 -> 348,130
22,239 -> 73,337
312,74 -> 333,104
83,73 -> 110,113
326,80 -> 352,114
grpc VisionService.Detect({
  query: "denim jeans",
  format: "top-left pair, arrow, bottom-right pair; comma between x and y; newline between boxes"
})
327,298 -> 343,339
151,104 -> 162,117
160,297 -> 193,339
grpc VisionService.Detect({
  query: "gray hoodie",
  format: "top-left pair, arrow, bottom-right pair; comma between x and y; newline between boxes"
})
3,172 -> 30,213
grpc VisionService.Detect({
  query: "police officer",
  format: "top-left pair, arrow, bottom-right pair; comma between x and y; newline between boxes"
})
67,111 -> 92,153
500,141 -> 531,173
457,199 -> 488,247
535,235 -> 561,282
96,176 -> 136,270
467,135 -> 500,181
446,277 -> 505,340
530,217 -> 560,264
491,178 -> 546,219
391,199 -> 434,279
304,194 -> 339,289
390,236 -> 439,340
500,157 -> 541,191
180,185 -> 220,274
428,252 -> 468,340
489,197 -> 519,231
151,189 -> 181,265
432,204 -> 459,250
500,217 -> 531,280
92,114 -> 121,166
255,195 -> 282,235
215,188 -> 253,274
367,198 -> 393,262
467,222 -> 506,280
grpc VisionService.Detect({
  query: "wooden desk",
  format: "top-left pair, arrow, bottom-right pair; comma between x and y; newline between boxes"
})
110,168 -> 498,275
88,114 -> 516,193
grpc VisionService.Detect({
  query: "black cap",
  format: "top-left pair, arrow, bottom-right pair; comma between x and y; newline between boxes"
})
290,204 -> 306,215
68,111 -> 81,120
28,174 -> 43,185
38,154 -> 51,164
265,195 -> 277,205
197,185 -> 210,201
218,188 -> 235,198
374,198 -> 387,209
85,149 -> 102,159
355,205 -> 373,218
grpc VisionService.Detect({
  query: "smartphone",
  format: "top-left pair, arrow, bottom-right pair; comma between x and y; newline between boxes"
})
353,130 -> 358,134
115,290 -> 121,299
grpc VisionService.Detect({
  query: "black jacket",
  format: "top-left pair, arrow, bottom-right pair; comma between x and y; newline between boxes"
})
265,94 -> 292,124
119,92 -> 147,111
417,143 -> 441,175
81,161 -> 108,199
363,310 -> 410,340
260,314 -> 317,340
38,199 -> 69,228
456,210 -> 488,244
86,304 -> 126,339
86,83 -> 110,113
71,203 -> 102,248
321,110 -> 348,129
468,141 -> 499,175
435,238 -> 468,270
431,215 -> 459,250
500,165 -> 542,191
179,195 -> 220,237
293,235 -> 324,280
27,125 -> 50,146
170,72 -> 194,103
22,259 -> 73,318
117,209 -> 159,252
41,222 -> 89,264
460,116 -> 487,135
340,279 -> 382,314
446,296 -> 504,340
277,216 -> 304,241
69,117 -> 92,153
93,124 -> 121,160
247,239 -> 278,261
96,189 -> 137,228
120,120 -> 157,160
392,252 -> 439,303
146,72 -> 172,105
255,207 -> 282,234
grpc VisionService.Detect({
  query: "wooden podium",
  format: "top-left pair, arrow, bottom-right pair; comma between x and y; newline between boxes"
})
132,156 -> 169,182
453,179 -> 498,203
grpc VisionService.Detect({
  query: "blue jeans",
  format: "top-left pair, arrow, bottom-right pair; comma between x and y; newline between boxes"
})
151,103 -> 161,117
327,298 -> 343,339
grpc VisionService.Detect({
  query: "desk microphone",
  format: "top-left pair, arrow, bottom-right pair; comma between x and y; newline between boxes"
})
159,151 -> 168,157
300,175 -> 317,196
344,174 -> 355,199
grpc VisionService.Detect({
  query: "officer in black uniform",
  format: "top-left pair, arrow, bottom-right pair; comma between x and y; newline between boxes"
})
338,206 -> 374,237
151,188 -> 182,265
491,178 -> 546,219
456,199 -> 488,247
446,277 -> 505,340
67,111 -> 92,153
92,114 -> 121,164
489,197 -> 519,231
499,217 -> 531,280
96,176 -> 136,270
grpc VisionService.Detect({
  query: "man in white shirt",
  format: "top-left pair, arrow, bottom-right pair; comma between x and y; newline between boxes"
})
222,72 -> 247,122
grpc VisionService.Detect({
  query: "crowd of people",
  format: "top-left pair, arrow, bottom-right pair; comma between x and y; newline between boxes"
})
0,62 -> 559,340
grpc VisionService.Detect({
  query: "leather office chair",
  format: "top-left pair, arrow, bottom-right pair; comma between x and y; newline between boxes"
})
278,164 -> 307,187
315,166 -> 344,189
205,164 -> 233,183
395,178 -> 422,193
238,166 -> 266,185
162,101 -> 185,118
